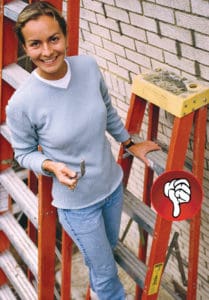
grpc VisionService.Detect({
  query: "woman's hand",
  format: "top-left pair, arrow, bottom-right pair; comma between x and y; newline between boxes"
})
126,140 -> 161,166
42,160 -> 78,190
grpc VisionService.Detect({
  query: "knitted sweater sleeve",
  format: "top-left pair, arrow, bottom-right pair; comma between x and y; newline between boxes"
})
6,102 -> 51,176
99,71 -> 130,142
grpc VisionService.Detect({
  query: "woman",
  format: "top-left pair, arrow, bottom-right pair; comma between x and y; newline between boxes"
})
6,2 -> 160,299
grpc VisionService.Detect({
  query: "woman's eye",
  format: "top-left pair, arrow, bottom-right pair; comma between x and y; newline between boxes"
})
51,36 -> 59,43
30,41 -> 40,48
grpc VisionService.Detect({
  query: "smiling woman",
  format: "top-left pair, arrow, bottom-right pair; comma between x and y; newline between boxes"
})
6,2 -> 160,299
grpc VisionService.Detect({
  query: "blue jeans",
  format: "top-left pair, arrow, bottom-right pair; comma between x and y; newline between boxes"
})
57,183 -> 125,300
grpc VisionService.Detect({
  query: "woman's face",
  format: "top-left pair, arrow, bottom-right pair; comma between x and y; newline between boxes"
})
22,15 -> 67,80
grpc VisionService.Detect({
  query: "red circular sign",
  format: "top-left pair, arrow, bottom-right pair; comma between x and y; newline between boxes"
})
151,170 -> 203,221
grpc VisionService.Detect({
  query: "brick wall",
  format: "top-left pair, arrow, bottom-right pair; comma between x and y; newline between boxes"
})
65,0 -> 209,298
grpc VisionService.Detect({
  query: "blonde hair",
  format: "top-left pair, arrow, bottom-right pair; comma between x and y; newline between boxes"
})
15,1 -> 67,44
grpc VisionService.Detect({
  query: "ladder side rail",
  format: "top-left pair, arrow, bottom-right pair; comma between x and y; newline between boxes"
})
38,175 -> 56,300
142,112 -> 195,299
66,0 -> 80,56
118,94 -> 147,186
0,7 -> 17,173
0,0 -> 17,288
187,106 -> 208,300
136,103 -> 160,299
27,170 -> 38,282
60,230 -> 73,300
60,1 -> 80,299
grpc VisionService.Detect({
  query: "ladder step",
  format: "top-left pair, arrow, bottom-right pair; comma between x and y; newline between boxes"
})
0,251 -> 37,300
0,124 -> 11,144
0,212 -> 38,278
0,184 -> 9,212
4,0 -> 27,22
129,134 -> 166,175
123,189 -> 156,235
114,241 -> 146,288
2,63 -> 29,90
0,284 -> 17,300
0,169 -> 38,228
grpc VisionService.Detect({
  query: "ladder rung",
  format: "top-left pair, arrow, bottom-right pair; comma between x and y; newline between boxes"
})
0,123 -> 11,144
0,251 -> 37,300
0,184 -> 9,212
2,63 -> 29,90
4,0 -> 27,22
0,212 -> 38,278
0,284 -> 17,300
0,169 -> 38,228
123,189 -> 156,235
114,241 -> 146,288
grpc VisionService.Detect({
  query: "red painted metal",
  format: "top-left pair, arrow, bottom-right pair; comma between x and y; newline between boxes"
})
3,18 -> 17,66
187,106 -> 207,300
38,175 -> 56,300
27,170 -> 38,282
85,285 -> 91,300
0,231 -> 9,252
0,231 -> 9,285
0,2 -> 12,288
61,230 -> 73,300
136,104 -> 159,299
0,1 -> 4,82
66,0 -> 80,56
142,113 -> 194,299
0,270 -> 7,286
118,94 -> 147,186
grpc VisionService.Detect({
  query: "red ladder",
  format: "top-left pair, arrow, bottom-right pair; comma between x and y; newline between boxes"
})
118,70 -> 208,299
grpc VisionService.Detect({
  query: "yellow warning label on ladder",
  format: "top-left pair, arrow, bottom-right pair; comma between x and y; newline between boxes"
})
148,263 -> 164,295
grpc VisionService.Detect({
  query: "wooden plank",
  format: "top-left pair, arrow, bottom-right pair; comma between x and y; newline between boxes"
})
0,212 -> 38,278
0,251 -> 37,300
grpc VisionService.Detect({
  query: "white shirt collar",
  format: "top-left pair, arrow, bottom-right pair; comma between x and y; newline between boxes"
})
33,58 -> 71,88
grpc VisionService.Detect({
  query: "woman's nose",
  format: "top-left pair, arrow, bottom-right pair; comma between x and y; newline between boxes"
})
42,43 -> 53,56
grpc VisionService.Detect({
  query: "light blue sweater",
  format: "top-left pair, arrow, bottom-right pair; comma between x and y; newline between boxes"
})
6,55 -> 130,209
